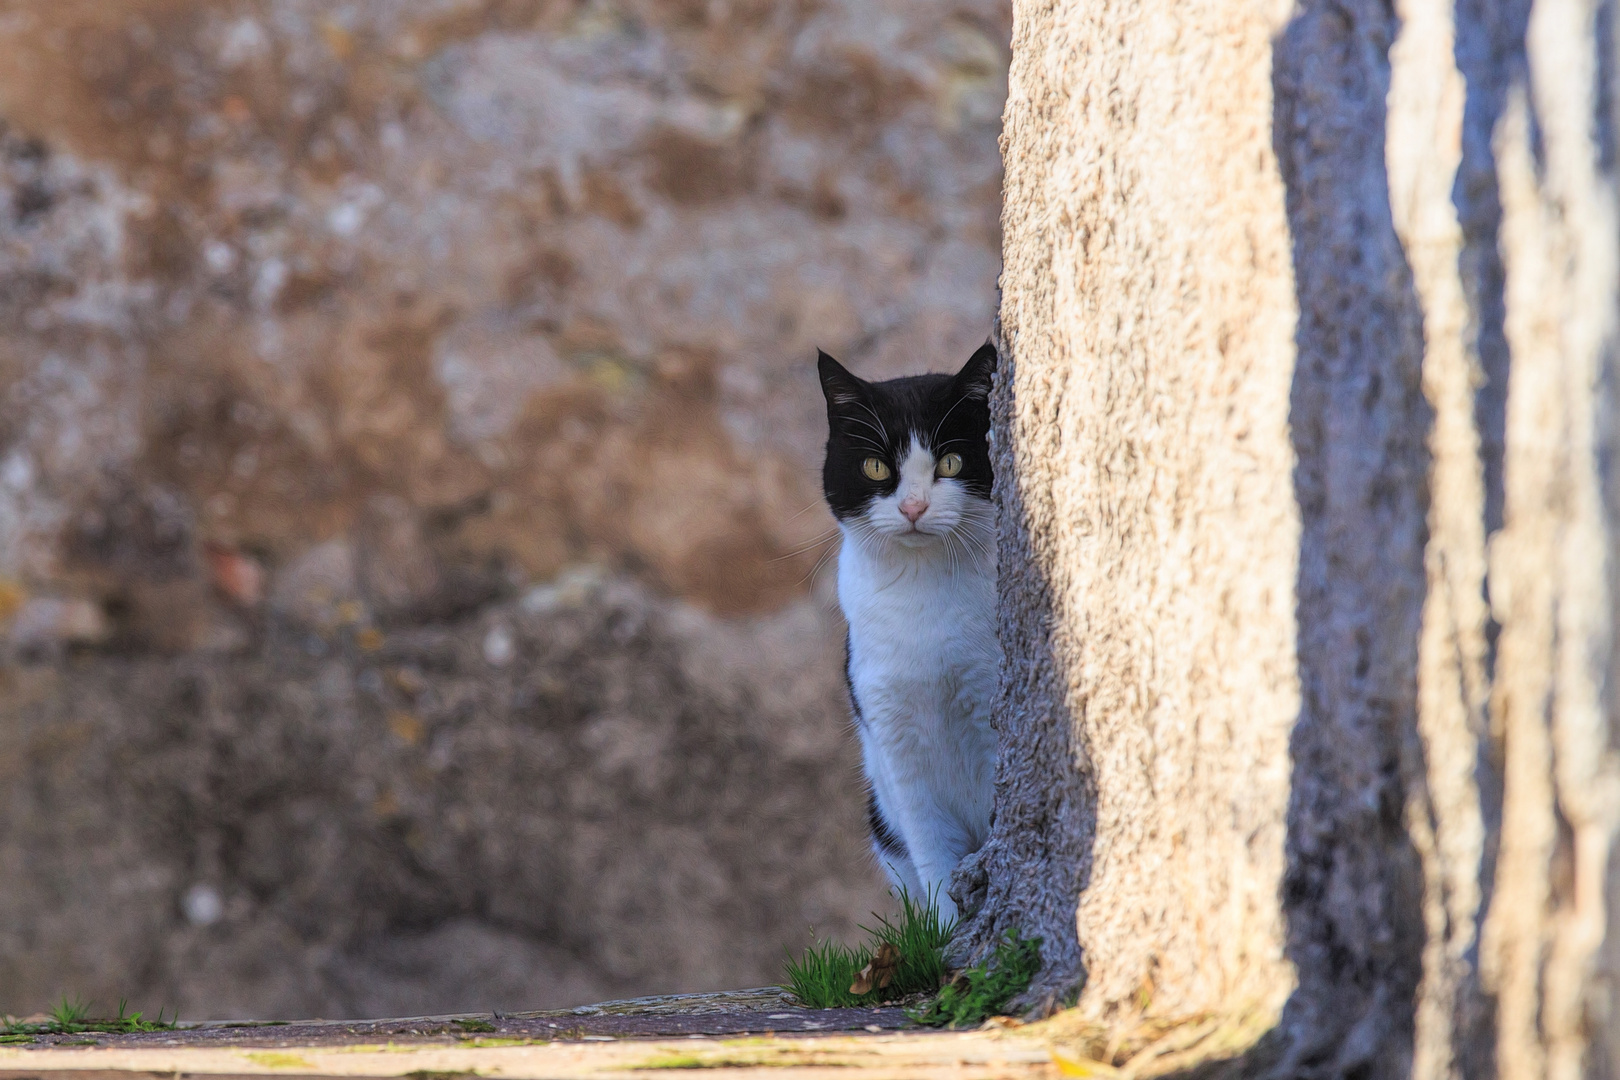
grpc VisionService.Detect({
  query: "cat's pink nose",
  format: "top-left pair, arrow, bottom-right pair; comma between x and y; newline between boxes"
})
899,497 -> 928,523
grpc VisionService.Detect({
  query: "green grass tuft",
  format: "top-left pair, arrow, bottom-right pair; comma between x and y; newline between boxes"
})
907,928 -> 1042,1028
49,996 -> 90,1027
1,997 -> 178,1038
782,887 -> 955,1008
866,889 -> 956,997
782,933 -> 868,1009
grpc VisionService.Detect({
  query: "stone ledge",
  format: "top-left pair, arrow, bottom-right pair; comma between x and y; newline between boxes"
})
0,1027 -> 1056,1079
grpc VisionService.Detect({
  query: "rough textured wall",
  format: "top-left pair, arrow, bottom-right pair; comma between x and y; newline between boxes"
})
0,0 -> 1009,1020
1275,0 -> 1620,1072
1479,0 -> 1620,1074
1,580 -> 866,1019
1385,0 -> 1497,1072
1271,0 -> 1436,1071
982,0 -> 1619,1074
956,0 -> 1301,1021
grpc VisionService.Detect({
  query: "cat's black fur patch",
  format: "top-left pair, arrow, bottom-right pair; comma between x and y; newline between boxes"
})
867,789 -> 908,859
816,343 -> 996,522
842,632 -> 864,727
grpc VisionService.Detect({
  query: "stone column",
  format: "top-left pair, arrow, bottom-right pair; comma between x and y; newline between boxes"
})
968,0 -> 1620,1074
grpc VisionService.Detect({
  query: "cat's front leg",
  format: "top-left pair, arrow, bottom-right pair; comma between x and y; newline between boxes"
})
871,842 -> 925,904
898,803 -> 979,922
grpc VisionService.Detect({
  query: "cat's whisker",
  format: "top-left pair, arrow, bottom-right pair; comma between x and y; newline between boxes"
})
787,499 -> 830,523
806,537 -> 835,579
955,523 -> 993,564
772,528 -> 841,562
851,399 -> 893,445
954,533 -> 978,573
836,426 -> 892,457
840,414 -> 892,449
846,522 -> 881,557
847,436 -> 891,457
805,541 -> 841,584
929,393 -> 973,450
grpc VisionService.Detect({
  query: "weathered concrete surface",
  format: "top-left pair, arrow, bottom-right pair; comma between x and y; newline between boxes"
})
0,0 -> 1008,1020
0,992 -> 1055,1080
1,988 -> 916,1045
0,1032 -> 1059,1080
0,993 -> 1267,1080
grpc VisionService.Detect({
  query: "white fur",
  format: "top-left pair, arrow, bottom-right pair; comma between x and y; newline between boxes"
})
838,439 -> 998,919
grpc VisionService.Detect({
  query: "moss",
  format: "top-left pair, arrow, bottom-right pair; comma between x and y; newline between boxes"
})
456,1036 -> 543,1048
1,997 -> 178,1038
632,1052 -> 833,1070
908,929 -> 1042,1028
245,1052 -> 316,1069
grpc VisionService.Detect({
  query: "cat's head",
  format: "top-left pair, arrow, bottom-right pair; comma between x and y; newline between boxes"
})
818,343 -> 996,552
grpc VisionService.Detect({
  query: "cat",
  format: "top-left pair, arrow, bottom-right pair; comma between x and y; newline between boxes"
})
817,342 -> 999,921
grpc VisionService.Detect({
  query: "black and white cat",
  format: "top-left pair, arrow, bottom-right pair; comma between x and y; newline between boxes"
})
817,343 -> 999,920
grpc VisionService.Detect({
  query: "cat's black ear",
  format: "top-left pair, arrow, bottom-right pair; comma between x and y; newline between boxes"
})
952,342 -> 997,401
818,350 -> 869,409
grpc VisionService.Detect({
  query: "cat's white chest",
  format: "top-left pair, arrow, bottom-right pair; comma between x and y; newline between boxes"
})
838,544 -> 998,705
837,530 -> 998,910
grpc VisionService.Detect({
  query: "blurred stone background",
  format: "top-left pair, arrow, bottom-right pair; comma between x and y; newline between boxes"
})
0,0 -> 1007,1020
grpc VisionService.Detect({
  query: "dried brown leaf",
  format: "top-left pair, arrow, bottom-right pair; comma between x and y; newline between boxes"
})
849,941 -> 901,995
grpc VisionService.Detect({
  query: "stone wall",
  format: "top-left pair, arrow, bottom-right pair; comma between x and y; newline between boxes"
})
955,0 -> 1299,1020
0,0 -> 1008,1020
971,0 -> 1620,1074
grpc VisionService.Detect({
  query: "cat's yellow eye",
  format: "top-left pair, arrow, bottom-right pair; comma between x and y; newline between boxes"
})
861,457 -> 891,481
936,453 -> 964,478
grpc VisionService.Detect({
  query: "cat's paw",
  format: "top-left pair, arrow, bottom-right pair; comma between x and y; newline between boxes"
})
948,846 -> 990,921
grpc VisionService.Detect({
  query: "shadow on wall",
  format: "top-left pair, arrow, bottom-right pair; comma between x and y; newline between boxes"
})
1269,0 -> 1432,1071
1174,0 -> 1522,1074
948,324 -> 1094,1005
961,0 -> 1531,1071
960,0 -> 1443,1035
